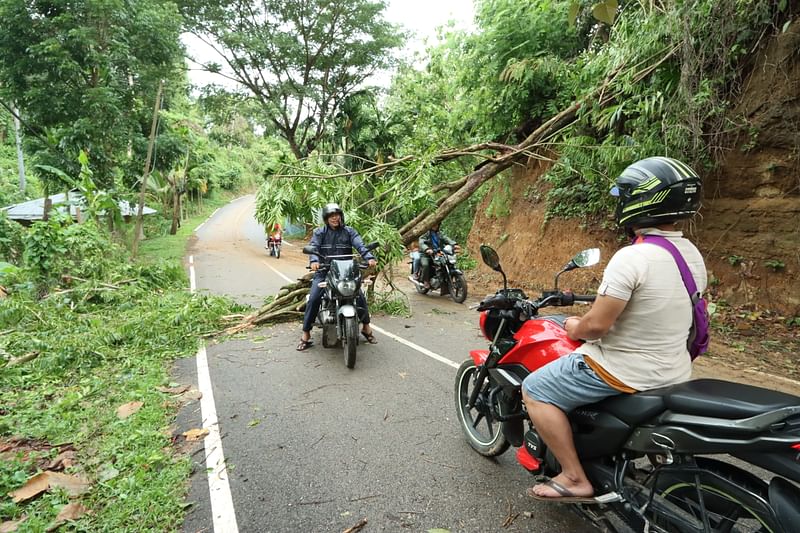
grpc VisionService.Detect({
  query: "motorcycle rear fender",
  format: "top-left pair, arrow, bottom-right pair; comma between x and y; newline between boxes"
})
769,476 -> 800,533
469,349 -> 488,365
338,304 -> 356,318
735,450 -> 800,484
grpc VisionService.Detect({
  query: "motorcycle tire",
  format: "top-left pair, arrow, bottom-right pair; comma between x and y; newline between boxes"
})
449,273 -> 467,304
275,245 -> 280,259
343,316 -> 358,369
415,281 -> 430,294
454,359 -> 509,457
649,456 -> 776,533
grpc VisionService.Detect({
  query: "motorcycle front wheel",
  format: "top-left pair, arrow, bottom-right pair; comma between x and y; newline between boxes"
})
343,316 -> 358,369
449,273 -> 467,304
275,244 -> 281,259
650,457 -> 776,533
454,359 -> 509,456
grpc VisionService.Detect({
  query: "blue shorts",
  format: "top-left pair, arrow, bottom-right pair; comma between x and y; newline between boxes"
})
522,353 -> 620,412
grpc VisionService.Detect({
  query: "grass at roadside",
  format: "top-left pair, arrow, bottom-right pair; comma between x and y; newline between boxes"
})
0,193 -> 243,531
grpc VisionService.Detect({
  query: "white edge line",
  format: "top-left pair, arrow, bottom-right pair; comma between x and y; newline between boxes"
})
189,259 -> 239,532
370,325 -> 460,369
262,260 -> 294,284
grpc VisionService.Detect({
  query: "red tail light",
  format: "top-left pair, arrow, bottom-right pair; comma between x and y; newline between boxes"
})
792,443 -> 800,450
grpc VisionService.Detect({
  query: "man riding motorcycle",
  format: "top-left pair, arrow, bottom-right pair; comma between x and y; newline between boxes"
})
297,203 -> 377,351
522,156 -> 707,502
417,222 -> 460,289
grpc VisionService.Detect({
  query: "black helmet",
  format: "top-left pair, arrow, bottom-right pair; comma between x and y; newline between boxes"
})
322,203 -> 344,224
612,157 -> 702,228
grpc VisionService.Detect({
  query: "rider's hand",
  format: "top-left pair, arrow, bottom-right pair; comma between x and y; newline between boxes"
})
565,315 -> 582,341
367,259 -> 377,268
454,245 -> 462,253
310,262 -> 320,271
425,249 -> 433,255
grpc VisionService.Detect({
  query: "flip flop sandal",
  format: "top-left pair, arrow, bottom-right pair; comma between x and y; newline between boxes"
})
526,479 -> 596,504
360,331 -> 378,344
296,339 -> 314,351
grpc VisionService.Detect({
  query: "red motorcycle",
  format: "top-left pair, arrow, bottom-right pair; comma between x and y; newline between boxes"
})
266,231 -> 282,259
455,244 -> 800,533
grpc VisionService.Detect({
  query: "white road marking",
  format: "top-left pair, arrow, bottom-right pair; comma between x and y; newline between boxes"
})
189,255 -> 239,532
262,260 -> 294,284
370,324 -> 460,369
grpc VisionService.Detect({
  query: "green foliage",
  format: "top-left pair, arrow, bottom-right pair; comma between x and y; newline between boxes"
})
0,200 -> 239,530
728,255 -> 744,266
181,0 -> 404,159
0,0 -> 185,189
764,259 -> 785,271
0,212 -> 24,264
485,174 -> 513,218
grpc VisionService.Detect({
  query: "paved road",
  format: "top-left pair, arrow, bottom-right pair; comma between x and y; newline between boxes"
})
178,196 -> 596,533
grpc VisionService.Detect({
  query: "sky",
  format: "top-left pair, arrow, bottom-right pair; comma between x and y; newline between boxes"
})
183,0 -> 476,90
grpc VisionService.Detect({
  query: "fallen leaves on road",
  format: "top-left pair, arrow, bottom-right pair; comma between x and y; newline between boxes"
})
156,384 -> 191,395
182,428 -> 209,441
49,502 -> 91,530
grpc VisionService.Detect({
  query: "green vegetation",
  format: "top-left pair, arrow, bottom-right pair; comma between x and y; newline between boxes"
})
0,203 -> 240,531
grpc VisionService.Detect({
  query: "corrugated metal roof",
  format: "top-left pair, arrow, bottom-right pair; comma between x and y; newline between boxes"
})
2,192 -> 157,221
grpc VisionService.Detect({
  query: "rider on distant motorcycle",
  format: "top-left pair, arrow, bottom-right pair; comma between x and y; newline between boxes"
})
521,157 -> 707,502
297,203 -> 378,351
265,222 -> 282,249
417,222 -> 460,289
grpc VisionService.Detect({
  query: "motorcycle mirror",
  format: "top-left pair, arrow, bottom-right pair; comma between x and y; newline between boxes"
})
572,248 -> 601,269
554,248 -> 601,289
302,245 -> 318,255
479,245 -> 502,271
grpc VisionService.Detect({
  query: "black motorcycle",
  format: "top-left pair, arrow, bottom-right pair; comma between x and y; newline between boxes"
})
409,244 -> 468,304
302,242 -> 378,369
456,244 -> 800,533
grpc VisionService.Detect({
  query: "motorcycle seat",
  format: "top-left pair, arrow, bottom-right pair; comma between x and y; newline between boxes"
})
662,379 -> 800,420
592,392 -> 668,426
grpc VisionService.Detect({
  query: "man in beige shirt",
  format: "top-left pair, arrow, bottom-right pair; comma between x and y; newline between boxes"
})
522,157 -> 707,502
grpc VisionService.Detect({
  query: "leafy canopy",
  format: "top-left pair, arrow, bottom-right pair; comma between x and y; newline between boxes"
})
181,0 -> 405,159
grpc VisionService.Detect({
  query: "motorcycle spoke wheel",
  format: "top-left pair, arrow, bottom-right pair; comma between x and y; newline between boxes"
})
343,316 -> 358,369
651,458 -> 775,533
450,274 -> 467,304
454,360 -> 509,457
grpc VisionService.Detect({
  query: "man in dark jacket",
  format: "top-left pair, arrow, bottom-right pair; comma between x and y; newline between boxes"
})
417,223 -> 458,289
297,203 -> 377,351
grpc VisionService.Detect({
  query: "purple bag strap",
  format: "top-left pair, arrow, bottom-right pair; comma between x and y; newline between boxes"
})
635,235 -> 700,302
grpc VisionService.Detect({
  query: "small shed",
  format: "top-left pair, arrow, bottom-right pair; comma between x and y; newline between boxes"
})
2,192 -> 157,226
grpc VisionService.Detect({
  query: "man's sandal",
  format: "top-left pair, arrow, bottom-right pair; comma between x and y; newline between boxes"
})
360,331 -> 378,344
296,339 -> 314,351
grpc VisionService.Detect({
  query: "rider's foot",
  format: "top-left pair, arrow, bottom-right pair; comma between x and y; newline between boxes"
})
529,473 -> 593,500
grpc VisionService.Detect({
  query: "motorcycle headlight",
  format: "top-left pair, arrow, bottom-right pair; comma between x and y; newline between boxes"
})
336,280 -> 357,297
448,255 -> 457,264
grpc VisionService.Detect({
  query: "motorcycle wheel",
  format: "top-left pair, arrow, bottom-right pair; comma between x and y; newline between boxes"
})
415,280 -> 429,294
343,316 -> 358,369
449,273 -> 467,304
650,457 -> 776,533
275,245 -> 281,259
454,359 -> 509,456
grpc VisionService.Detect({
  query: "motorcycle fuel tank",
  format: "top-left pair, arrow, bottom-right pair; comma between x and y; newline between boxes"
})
500,317 -> 581,370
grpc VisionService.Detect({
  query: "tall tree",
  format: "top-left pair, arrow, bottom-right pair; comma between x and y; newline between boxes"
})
181,0 -> 404,159
0,0 -> 184,190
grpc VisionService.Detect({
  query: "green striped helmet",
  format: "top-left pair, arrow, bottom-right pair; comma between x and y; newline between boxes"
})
611,157 -> 702,228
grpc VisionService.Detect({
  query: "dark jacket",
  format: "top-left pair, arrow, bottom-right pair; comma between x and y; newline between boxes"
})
419,230 -> 456,254
308,225 -> 375,266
